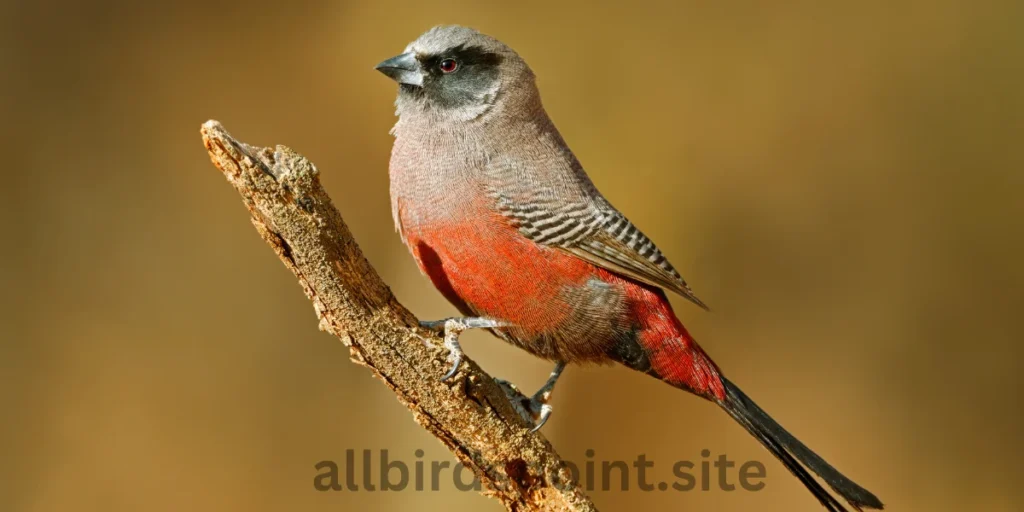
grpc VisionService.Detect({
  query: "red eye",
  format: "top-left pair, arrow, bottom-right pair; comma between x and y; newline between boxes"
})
439,59 -> 458,73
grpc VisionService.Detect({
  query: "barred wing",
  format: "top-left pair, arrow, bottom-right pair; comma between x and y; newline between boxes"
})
498,195 -> 710,311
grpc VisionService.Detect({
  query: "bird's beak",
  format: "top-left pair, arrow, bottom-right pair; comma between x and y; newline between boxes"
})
375,52 -> 424,87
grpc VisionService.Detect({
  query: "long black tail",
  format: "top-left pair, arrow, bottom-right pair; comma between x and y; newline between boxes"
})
719,377 -> 884,511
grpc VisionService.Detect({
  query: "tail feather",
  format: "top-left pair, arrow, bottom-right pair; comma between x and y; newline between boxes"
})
720,377 -> 884,511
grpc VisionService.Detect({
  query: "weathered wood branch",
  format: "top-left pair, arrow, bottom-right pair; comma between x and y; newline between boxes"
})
201,121 -> 596,511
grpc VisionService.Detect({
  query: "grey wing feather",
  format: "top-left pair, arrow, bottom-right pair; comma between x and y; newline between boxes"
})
497,193 -> 710,311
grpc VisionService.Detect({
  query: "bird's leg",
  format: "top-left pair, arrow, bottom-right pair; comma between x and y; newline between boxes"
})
419,317 -> 502,381
495,361 -> 567,433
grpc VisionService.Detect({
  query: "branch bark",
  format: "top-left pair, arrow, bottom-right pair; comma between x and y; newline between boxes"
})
201,121 -> 596,511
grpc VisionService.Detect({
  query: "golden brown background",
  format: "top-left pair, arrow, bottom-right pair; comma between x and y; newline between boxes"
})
3,0 -> 1022,510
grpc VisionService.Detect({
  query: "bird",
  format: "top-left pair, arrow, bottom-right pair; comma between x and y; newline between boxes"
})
375,25 -> 883,512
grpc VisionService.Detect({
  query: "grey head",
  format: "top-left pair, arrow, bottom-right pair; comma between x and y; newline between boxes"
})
375,26 -> 538,123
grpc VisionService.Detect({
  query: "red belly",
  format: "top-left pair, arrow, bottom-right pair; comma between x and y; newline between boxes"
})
404,210 -> 600,337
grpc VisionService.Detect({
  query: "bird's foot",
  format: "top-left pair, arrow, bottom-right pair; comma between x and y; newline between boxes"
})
494,379 -> 554,433
419,317 -> 501,381
494,361 -> 566,433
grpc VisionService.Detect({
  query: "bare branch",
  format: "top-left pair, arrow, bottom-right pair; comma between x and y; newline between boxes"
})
201,121 -> 596,511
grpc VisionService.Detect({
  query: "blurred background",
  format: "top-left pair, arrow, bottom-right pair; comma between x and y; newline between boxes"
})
2,0 -> 1022,510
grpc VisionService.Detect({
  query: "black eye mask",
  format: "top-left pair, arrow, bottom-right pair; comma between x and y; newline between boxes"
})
416,45 -> 504,109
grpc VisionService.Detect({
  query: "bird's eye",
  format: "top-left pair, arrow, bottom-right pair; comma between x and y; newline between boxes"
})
439,59 -> 458,73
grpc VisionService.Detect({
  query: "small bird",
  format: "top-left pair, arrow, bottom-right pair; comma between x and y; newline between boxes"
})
376,25 -> 883,511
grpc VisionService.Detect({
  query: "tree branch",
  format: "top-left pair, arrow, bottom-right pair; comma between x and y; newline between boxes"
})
200,121 -> 596,511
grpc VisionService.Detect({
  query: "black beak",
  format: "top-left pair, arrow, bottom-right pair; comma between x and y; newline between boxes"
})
375,52 -> 424,87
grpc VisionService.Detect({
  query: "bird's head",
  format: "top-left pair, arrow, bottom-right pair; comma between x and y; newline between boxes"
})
375,26 -> 538,123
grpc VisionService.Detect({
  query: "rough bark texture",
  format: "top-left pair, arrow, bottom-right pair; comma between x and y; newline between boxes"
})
201,121 -> 596,512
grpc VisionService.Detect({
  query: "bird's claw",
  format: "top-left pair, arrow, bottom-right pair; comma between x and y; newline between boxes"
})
440,330 -> 464,382
533,404 -> 553,433
421,317 -> 501,382
494,378 -> 555,432
422,317 -> 563,431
